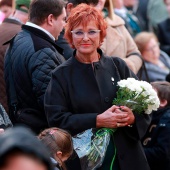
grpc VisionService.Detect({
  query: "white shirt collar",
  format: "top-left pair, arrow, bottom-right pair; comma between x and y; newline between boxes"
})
8,17 -> 23,24
25,21 -> 55,41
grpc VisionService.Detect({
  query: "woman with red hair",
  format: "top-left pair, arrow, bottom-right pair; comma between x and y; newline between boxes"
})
45,4 -> 150,170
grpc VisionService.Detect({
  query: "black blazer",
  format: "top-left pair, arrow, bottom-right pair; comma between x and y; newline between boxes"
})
55,29 -> 74,60
45,49 -> 151,170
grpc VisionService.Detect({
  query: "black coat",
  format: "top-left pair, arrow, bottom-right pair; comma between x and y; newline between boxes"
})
45,49 -> 151,170
142,107 -> 170,170
4,25 -> 65,133
157,18 -> 170,56
55,29 -> 74,60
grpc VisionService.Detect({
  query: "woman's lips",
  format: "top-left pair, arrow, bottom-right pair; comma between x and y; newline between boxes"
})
81,44 -> 91,46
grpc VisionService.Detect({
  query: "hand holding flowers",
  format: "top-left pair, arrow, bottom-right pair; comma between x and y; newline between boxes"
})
113,78 -> 160,115
114,106 -> 135,127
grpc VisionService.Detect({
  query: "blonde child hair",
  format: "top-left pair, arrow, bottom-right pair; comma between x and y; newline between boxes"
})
38,127 -> 73,170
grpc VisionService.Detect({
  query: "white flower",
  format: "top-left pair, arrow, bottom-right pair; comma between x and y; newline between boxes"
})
114,78 -> 160,114
117,79 -> 128,88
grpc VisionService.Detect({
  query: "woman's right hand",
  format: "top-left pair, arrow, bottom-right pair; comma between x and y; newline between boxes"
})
96,105 -> 129,128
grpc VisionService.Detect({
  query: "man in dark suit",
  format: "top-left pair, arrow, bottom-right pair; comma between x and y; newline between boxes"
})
157,0 -> 170,56
4,0 -> 66,134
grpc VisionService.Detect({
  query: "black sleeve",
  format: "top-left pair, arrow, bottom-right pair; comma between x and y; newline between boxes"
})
157,23 -> 170,56
44,70 -> 98,136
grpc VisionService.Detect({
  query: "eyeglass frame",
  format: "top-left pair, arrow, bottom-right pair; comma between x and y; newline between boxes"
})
145,42 -> 160,52
71,29 -> 101,38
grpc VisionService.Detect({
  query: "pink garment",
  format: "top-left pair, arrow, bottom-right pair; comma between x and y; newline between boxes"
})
0,11 -> 5,24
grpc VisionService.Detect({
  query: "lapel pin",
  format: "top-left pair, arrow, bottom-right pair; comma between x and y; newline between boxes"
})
111,77 -> 114,85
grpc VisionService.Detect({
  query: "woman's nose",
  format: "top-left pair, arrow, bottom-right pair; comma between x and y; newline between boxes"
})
83,32 -> 90,40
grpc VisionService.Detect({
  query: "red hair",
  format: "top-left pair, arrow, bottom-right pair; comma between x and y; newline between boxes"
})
64,3 -> 107,48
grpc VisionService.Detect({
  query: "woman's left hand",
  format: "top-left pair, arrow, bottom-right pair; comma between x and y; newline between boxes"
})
115,106 -> 135,127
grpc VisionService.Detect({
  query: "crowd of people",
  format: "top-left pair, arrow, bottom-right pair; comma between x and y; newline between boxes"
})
0,0 -> 170,170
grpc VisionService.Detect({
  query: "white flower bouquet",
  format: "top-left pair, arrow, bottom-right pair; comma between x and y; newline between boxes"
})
73,128 -> 116,170
112,78 -> 160,114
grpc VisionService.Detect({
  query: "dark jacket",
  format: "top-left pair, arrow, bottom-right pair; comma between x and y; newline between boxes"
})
0,103 -> 12,129
4,25 -> 65,133
158,18 -> 170,56
55,29 -> 74,60
45,49 -> 151,170
142,107 -> 170,170
0,18 -> 22,112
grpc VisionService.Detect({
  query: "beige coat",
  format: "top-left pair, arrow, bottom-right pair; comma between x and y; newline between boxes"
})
101,15 -> 142,74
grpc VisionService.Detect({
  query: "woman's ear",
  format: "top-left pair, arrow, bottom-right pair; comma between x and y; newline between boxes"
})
66,3 -> 74,16
160,99 -> 167,107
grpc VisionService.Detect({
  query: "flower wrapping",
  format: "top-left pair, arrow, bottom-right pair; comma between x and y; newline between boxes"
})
113,78 -> 160,114
72,128 -> 115,170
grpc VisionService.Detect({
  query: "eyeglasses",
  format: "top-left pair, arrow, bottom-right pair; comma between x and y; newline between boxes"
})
71,30 -> 101,38
145,43 -> 160,52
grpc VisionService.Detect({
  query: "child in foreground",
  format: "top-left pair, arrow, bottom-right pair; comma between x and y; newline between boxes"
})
38,127 -> 73,170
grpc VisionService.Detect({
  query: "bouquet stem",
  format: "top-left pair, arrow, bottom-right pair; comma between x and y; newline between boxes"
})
110,139 -> 117,170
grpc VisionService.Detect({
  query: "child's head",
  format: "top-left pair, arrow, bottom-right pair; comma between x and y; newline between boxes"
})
38,128 -> 73,165
0,0 -> 14,18
151,81 -> 170,107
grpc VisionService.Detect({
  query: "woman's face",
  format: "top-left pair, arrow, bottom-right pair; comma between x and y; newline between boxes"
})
71,21 -> 101,56
142,38 -> 160,64
0,5 -> 13,18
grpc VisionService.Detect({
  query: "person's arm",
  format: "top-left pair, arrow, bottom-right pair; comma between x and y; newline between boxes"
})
121,26 -> 142,74
157,23 -> 170,56
96,106 -> 135,128
44,71 -> 98,136
28,48 -> 65,110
